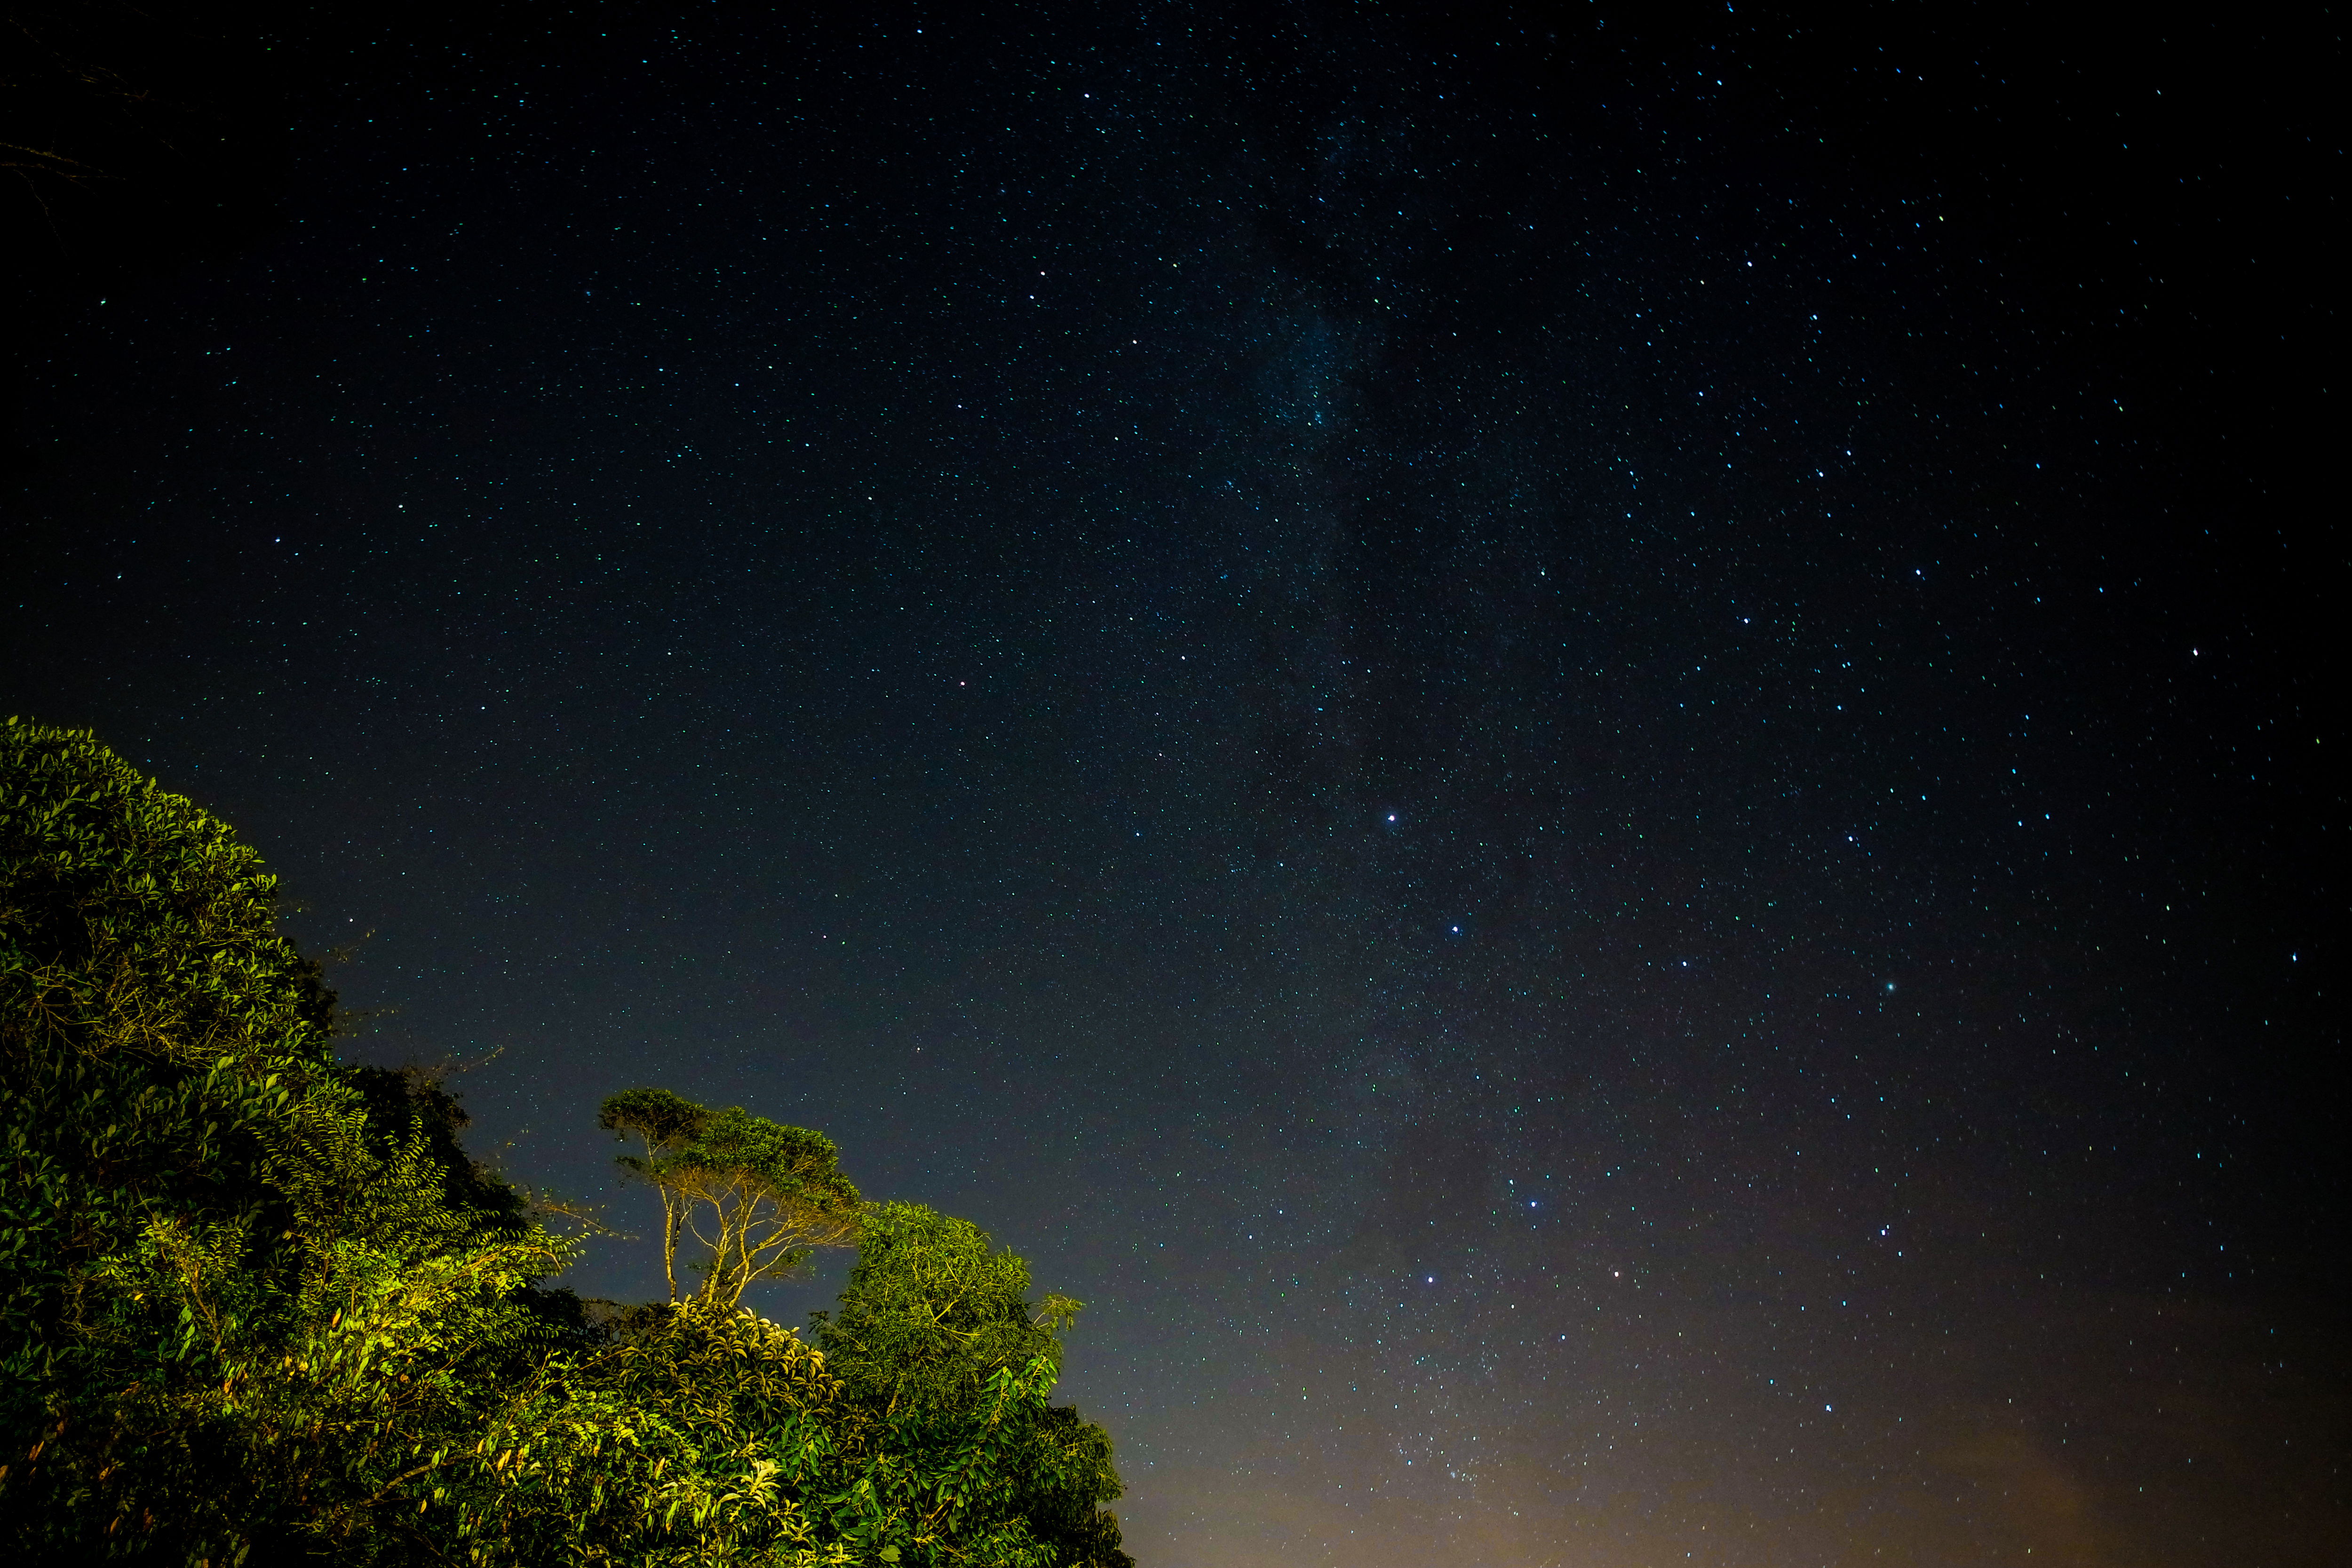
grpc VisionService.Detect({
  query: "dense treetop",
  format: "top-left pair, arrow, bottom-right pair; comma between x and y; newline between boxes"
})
1,719 -> 1131,1567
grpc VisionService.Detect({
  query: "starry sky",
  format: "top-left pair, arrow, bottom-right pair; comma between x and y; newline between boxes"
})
3,4 -> 2342,1564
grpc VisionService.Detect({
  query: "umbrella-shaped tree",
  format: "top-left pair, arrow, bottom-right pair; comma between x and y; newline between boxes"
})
599,1090 -> 863,1308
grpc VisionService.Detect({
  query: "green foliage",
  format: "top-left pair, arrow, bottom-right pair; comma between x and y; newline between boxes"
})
819,1203 -> 1065,1419
2,717 -> 326,1556
812,1203 -> 1134,1568
0,719 -> 575,1560
63,1077 -> 574,1562
2,720 -> 1131,1566
600,1089 -> 864,1310
424,1302 -> 844,1566
1,716 -> 337,1370
598,1086 -> 710,1153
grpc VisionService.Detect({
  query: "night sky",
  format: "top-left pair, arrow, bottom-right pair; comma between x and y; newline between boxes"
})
4,5 -> 2342,1564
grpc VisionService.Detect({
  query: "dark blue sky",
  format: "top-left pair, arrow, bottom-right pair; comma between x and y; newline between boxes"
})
5,5 -> 2338,1563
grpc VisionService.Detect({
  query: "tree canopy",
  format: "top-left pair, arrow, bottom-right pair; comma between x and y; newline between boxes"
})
0,716 -> 571,1561
813,1203 -> 1128,1568
0,718 -> 1131,1566
601,1089 -> 865,1309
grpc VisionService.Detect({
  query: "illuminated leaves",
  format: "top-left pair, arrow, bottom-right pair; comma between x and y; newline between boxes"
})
1,724 -> 1128,1565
